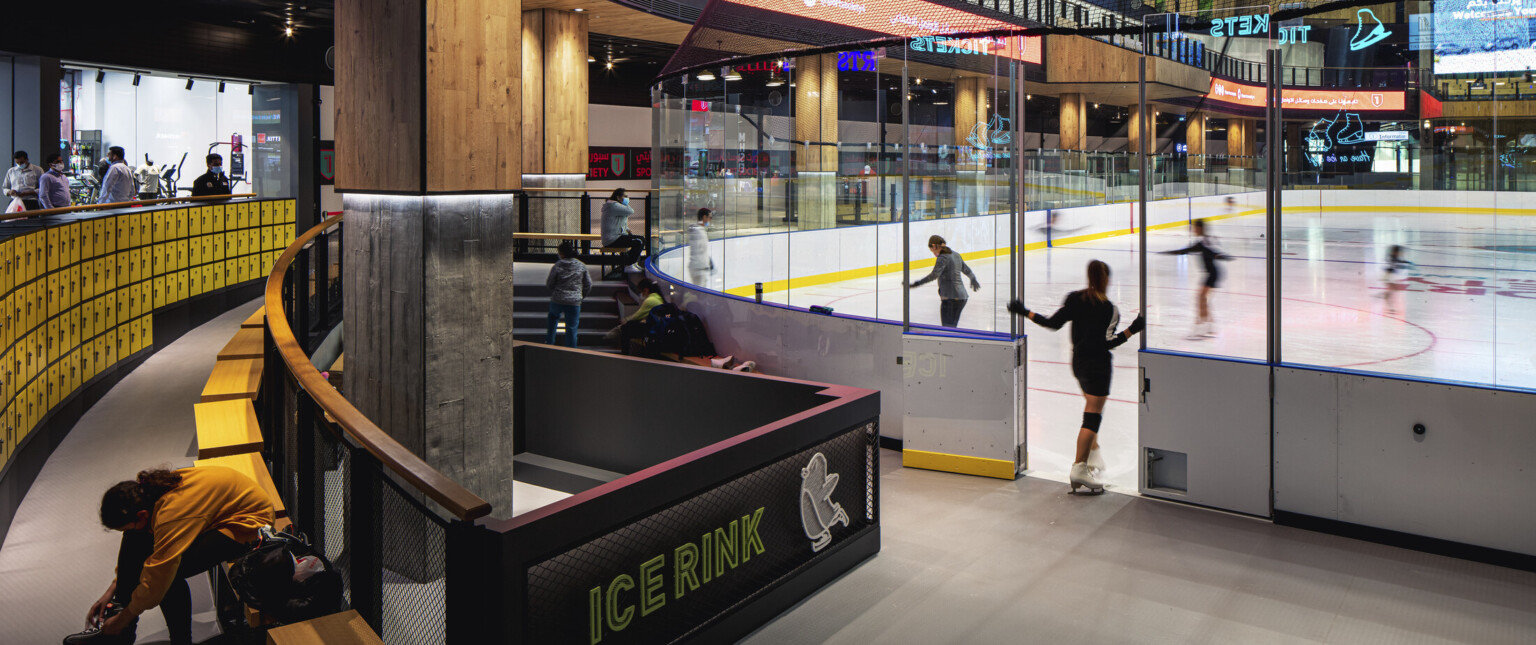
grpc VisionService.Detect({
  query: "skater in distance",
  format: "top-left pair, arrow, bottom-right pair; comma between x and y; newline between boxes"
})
905,235 -> 981,328
1161,218 -> 1233,339
1007,260 -> 1144,494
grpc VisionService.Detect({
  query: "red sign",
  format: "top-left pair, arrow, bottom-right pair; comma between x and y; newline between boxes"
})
721,0 -> 1043,65
1420,91 -> 1443,120
1206,78 -> 1406,111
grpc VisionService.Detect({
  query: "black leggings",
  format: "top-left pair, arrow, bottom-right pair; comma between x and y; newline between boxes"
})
113,529 -> 250,644
940,298 -> 968,328
611,234 -> 646,267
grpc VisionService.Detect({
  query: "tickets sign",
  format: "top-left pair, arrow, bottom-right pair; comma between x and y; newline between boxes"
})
1206,78 -> 1406,111
722,0 -> 1042,64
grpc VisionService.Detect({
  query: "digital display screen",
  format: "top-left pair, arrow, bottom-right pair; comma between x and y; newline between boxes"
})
1433,0 -> 1536,74
721,0 -> 1043,64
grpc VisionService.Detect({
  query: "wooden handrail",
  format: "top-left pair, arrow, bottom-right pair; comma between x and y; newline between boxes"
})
519,186 -> 656,193
1,193 -> 259,222
264,214 -> 492,521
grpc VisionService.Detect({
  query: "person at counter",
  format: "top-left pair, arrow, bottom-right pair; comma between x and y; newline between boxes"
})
38,153 -> 70,210
190,153 -> 231,197
97,147 -> 135,205
4,150 -> 44,211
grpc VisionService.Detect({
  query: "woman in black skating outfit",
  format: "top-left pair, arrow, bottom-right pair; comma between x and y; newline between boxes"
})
1162,218 -> 1233,339
1008,260 -> 1144,493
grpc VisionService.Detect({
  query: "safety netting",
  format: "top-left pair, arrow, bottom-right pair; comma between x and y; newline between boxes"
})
657,0 -> 1397,80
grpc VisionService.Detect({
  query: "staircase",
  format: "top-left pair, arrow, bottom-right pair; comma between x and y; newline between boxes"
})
512,278 -> 634,350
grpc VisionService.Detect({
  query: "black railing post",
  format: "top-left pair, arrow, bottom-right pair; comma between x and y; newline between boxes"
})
348,449 -> 385,632
580,192 -> 593,255
315,230 -> 330,331
446,520 -> 503,642
643,193 -> 653,258
295,391 -> 319,545
261,327 -> 286,486
295,246 -> 312,353
517,192 -> 530,257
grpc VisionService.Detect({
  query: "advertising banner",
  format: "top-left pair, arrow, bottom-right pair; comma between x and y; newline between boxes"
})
588,147 -> 653,181
524,422 -> 878,644
720,0 -> 1042,64
1207,78 -> 1406,111
1432,0 -> 1536,74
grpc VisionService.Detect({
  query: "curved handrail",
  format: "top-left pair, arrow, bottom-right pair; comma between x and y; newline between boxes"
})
1,193 -> 259,223
264,214 -> 492,521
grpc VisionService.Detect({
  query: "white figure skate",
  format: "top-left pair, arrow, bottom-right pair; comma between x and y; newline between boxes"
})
1069,462 -> 1105,494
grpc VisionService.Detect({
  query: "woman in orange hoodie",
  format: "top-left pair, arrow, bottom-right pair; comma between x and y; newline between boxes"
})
65,466 -> 275,645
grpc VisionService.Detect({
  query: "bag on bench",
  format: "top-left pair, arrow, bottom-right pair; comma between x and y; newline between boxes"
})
228,526 -> 344,625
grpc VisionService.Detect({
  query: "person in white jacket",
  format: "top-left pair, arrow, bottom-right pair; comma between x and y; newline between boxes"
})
687,208 -> 714,287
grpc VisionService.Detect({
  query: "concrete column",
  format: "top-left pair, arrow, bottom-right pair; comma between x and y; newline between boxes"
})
337,0 -> 520,517
1186,111 -> 1206,169
4,56 -> 63,168
1059,93 -> 1087,151
521,9 -> 590,235
794,54 -> 838,229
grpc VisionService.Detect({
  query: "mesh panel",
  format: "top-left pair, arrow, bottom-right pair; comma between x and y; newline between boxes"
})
316,424 -> 352,607
379,474 -> 448,645
659,0 -> 1387,79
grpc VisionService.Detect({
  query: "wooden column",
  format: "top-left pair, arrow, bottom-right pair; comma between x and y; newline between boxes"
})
521,9 -> 589,234
1228,118 -> 1254,167
1186,111 -> 1206,169
337,0 -> 520,515
1059,93 -> 1087,151
794,54 -> 838,228
1128,105 -> 1145,154
954,77 -> 989,171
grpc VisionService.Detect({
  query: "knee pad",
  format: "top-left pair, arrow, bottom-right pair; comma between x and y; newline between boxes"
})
1082,412 -> 1103,433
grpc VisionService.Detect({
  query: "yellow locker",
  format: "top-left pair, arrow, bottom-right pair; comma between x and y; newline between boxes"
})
258,200 -> 270,226
91,220 -> 105,259
243,202 -> 255,229
1,347 -> 10,404
135,247 -> 148,282
131,316 -> 147,353
117,323 -> 130,359
189,265 -> 203,297
175,239 -> 188,271
177,208 -> 190,240
80,339 -> 95,385
213,233 -> 225,261
202,265 -> 216,293
247,229 -> 258,256
154,210 -> 168,244
113,287 -> 127,330
136,212 -> 151,248
80,259 -> 94,301
44,228 -> 59,273
222,231 -> 234,258
126,249 -> 141,284
212,204 -> 226,233
0,293 -> 10,350
129,283 -> 143,319
175,270 -> 188,302
222,260 -> 235,289
189,234 -> 203,267
68,265 -> 81,313
285,200 -> 296,225
63,309 -> 78,365
89,336 -> 103,379
68,222 -> 82,266
44,273 -> 59,320
193,206 -> 206,236
97,294 -> 111,338
114,214 -> 130,251
1,238 -> 12,295
103,326 -> 117,369
152,275 -> 165,310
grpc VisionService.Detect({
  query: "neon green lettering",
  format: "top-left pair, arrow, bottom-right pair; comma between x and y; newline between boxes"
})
674,542 -> 700,599
740,507 -> 766,561
640,554 -> 666,616
605,574 -> 635,633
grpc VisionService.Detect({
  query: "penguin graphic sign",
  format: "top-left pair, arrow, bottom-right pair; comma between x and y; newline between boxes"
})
800,453 -> 850,551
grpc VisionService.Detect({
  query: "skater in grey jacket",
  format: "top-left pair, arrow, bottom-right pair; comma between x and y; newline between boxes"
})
907,235 -> 980,327
546,242 -> 592,347
687,208 -> 714,286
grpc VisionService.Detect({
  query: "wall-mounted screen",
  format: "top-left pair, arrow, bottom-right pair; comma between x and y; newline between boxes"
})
1433,0 -> 1536,74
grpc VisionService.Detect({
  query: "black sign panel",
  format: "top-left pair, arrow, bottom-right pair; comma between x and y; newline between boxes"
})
588,147 -> 653,181
526,422 -> 878,644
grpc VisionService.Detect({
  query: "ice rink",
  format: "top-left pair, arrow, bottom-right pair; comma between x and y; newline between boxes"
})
682,204 -> 1536,491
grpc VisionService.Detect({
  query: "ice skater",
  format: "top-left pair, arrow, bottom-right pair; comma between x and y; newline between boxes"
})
906,235 -> 980,328
1161,218 -> 1233,339
1380,244 -> 1413,314
1007,260 -> 1144,494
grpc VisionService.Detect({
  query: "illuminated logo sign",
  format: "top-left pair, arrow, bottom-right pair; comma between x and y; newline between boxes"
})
1206,78 -> 1406,111
721,0 -> 1043,64
909,35 -> 1004,56
964,115 -> 1011,161
799,453 -> 848,552
1364,130 -> 1411,141
837,50 -> 881,71
1350,9 -> 1392,50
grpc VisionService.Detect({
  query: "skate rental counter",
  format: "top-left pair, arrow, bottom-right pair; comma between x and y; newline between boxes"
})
0,196 -> 297,544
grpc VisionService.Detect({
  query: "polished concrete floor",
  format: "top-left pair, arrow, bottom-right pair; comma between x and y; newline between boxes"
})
1,294 -> 1534,644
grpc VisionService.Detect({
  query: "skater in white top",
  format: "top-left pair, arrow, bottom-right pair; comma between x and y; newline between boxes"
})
1380,245 -> 1413,315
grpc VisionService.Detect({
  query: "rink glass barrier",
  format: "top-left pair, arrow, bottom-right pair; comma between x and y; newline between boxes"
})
650,25 -> 1536,391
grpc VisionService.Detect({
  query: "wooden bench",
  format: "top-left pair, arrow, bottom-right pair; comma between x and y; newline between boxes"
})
194,399 -> 264,459
201,358 -> 263,403
265,609 -> 383,645
194,452 -> 290,526
218,327 -> 266,361
241,307 -> 266,329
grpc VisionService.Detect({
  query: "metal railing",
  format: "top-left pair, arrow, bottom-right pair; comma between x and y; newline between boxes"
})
263,214 -> 492,642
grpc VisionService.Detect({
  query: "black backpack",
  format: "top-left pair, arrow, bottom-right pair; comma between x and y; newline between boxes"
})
227,527 -> 345,625
643,304 -> 716,357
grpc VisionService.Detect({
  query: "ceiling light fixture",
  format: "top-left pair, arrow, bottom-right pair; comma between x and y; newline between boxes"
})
219,81 -> 226,93
132,74 -> 141,86
606,60 -> 614,70
285,26 -> 294,37
723,67 -> 742,81
695,69 -> 716,81
95,70 -> 105,83
186,78 -> 195,90
249,84 -> 256,95
574,7 -> 585,11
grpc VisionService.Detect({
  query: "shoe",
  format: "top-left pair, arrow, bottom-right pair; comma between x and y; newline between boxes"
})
1069,462 -> 1105,494
63,604 -> 136,644
731,361 -> 756,373
710,355 -> 734,369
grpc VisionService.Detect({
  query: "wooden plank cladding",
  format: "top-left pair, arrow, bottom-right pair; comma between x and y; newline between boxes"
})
521,11 -> 546,175
428,0 -> 523,191
335,0 -> 423,192
522,8 -> 589,175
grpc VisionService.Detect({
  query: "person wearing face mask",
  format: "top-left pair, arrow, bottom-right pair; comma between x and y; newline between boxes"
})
96,146 -> 135,205
687,207 -> 715,287
190,153 -> 232,197
600,187 -> 647,275
38,153 -> 71,210
4,150 -> 45,211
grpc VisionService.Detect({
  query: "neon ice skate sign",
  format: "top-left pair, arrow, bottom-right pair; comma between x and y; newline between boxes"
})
1210,8 -> 1390,48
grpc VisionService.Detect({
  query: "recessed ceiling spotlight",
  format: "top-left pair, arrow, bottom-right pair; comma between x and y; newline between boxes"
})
574,7 -> 585,11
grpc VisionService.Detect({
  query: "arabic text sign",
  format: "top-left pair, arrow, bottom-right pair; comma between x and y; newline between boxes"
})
721,0 -> 1042,64
1207,78 -> 1406,111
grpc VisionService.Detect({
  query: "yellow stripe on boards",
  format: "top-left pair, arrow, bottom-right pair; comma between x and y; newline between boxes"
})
714,204 -> 1528,296
902,449 -> 1018,480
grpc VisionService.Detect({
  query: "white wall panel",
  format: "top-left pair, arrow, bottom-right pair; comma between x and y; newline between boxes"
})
903,334 -> 1025,467
1139,351 -> 1272,516
1272,367 -> 1340,519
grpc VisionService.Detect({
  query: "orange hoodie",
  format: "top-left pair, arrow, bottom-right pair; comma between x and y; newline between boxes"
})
120,466 -> 275,618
